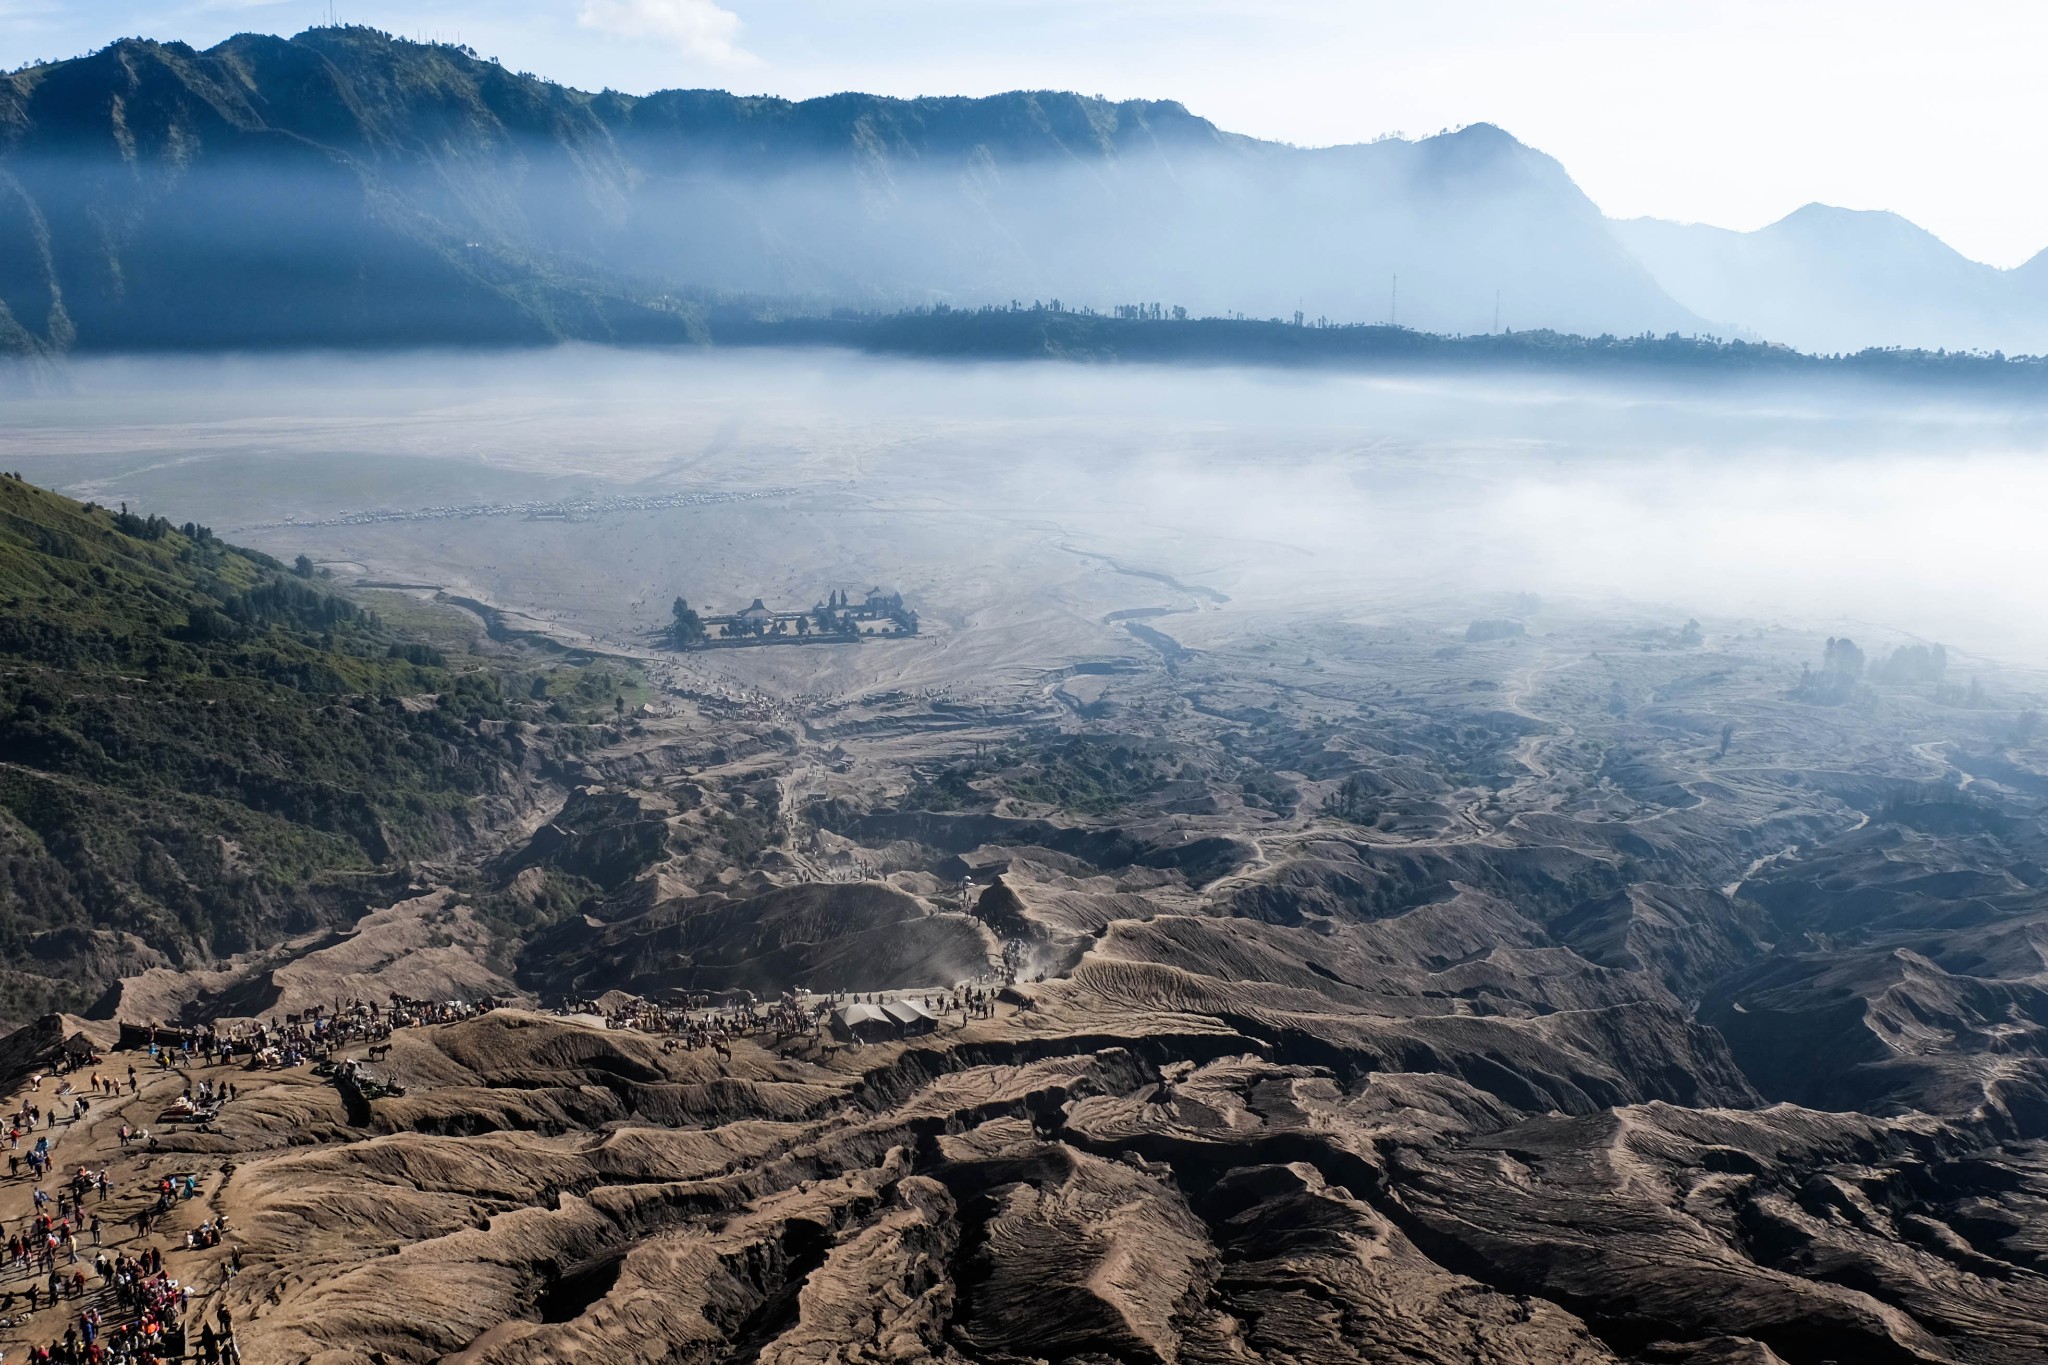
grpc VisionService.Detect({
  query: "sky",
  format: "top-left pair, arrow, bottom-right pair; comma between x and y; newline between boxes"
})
6,0 -> 2046,268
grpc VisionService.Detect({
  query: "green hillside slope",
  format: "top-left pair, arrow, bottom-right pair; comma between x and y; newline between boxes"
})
0,474 -> 591,1019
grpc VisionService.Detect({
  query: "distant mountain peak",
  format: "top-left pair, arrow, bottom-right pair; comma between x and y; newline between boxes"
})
1433,121 -> 1518,146
1612,199 -> 2042,354
1769,202 -> 1932,239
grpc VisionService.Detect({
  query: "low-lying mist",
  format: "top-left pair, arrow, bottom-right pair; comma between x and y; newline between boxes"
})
10,345 -> 2048,666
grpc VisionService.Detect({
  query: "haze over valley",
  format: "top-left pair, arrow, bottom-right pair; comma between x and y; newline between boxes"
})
13,350 -> 2048,666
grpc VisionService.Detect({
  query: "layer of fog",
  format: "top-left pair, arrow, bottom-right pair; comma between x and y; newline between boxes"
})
566,134 -> 1690,337
10,346 -> 2048,666
3,126 -> 1693,347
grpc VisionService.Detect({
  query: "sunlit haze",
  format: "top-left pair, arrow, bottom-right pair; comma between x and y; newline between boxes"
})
6,0 -> 2047,266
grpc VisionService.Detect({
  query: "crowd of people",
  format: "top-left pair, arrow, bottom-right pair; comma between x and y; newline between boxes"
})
0,1046 -> 243,1364
580,979 -> 1011,1054
3,975 -> 1014,1361
125,994 -> 503,1078
0,989 -> 586,1362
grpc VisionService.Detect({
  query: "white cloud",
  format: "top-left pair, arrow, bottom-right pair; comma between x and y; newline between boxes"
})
577,0 -> 750,65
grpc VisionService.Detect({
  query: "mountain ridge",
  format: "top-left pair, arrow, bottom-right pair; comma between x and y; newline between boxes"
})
0,26 -> 1700,353
1612,201 -> 2048,354
5,26 -> 2045,356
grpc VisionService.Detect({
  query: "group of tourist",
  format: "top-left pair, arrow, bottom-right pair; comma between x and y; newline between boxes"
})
0,1040 -> 244,1364
8,1140 -> 54,1185
2,994 -> 549,1364
124,994 -> 501,1079
6,1300 -> 240,1363
0,1194 -> 225,1364
592,990 -> 833,1048
583,978 -> 1011,1056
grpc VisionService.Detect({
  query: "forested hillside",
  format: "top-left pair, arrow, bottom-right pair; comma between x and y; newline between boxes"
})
0,474 -> 597,1019
719,304 -> 2048,387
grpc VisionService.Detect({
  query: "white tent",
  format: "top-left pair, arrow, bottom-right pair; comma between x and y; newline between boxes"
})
831,1002 -> 894,1042
882,999 -> 937,1035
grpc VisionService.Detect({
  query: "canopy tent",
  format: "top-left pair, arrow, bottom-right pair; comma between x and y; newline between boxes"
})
830,1002 -> 895,1043
881,1000 -> 938,1036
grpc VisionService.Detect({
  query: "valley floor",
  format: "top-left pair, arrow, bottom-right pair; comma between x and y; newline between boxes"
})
8,354 -> 2048,1362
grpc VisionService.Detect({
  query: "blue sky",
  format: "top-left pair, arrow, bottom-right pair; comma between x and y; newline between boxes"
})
7,1 -> 2045,267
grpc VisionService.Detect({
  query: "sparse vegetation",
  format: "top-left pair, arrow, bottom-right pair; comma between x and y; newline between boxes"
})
1793,636 -> 1866,705
901,739 -> 1183,817
1324,775 -> 1382,825
996,740 -> 1182,816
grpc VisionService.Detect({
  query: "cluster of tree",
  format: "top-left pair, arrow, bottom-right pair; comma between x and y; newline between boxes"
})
993,739 -> 1183,817
1802,638 -> 1961,702
816,589 -> 916,638
903,757 -> 999,812
874,592 -> 921,636
810,602 -> 864,638
76,500 -> 216,546
1112,303 -> 1189,321
668,589 -> 919,647
669,597 -> 707,647
1324,775 -> 1382,824
750,615 -> 821,639
180,575 -> 367,643
1870,643 -> 1948,685
1935,676 -> 1987,708
110,503 -> 175,541
1793,637 -> 1866,705
387,641 -> 447,668
710,308 -> 2048,390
